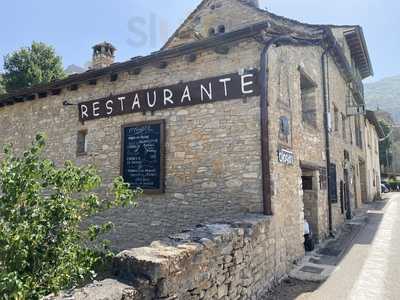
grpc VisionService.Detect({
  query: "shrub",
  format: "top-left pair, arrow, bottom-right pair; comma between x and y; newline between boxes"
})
0,134 -> 140,299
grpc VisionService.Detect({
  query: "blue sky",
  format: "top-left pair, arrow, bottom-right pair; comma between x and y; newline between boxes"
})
0,0 -> 398,82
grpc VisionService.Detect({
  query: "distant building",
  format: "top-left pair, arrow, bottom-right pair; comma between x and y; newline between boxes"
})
0,0 -> 381,284
365,110 -> 385,200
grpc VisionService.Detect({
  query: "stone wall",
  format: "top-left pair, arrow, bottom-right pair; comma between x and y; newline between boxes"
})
49,214 -> 298,300
0,40 -> 264,251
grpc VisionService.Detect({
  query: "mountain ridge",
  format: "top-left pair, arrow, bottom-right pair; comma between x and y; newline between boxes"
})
365,75 -> 400,123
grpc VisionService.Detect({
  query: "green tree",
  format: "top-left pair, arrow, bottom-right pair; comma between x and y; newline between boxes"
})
0,75 -> 5,95
379,120 -> 392,168
3,42 -> 66,92
0,134 -> 140,299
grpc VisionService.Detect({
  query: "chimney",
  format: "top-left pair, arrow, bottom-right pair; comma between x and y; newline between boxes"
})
240,0 -> 260,8
91,42 -> 116,69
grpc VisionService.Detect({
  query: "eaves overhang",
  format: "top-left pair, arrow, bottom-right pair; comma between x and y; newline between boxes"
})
344,27 -> 374,79
366,110 -> 385,139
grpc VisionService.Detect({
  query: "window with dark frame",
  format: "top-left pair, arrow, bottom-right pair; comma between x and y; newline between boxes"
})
329,163 -> 338,203
349,119 -> 353,145
77,130 -> 87,156
355,116 -> 363,149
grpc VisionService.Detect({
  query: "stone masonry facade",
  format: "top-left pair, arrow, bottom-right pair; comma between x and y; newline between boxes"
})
0,0 -> 380,294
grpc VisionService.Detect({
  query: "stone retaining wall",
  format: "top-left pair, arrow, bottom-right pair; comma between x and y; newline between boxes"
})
49,214 -> 301,300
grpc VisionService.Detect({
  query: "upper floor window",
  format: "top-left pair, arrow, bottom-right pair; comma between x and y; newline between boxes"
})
300,69 -> 317,128
342,113 -> 346,140
349,119 -> 353,145
77,130 -> 88,156
355,116 -> 363,149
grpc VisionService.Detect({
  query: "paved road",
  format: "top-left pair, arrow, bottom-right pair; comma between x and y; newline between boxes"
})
303,193 -> 400,300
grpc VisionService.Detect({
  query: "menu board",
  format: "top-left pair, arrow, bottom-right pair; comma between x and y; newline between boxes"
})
121,120 -> 165,193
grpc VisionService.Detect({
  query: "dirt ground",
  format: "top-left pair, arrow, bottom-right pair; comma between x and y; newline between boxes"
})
261,278 -> 322,300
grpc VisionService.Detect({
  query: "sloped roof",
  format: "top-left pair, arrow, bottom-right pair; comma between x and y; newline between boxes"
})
344,27 -> 374,79
0,21 -> 271,106
161,0 -> 268,50
162,0 -> 373,79
0,1 -> 373,106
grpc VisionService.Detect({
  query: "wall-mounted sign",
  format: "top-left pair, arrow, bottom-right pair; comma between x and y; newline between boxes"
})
121,120 -> 165,193
278,148 -> 294,165
78,70 -> 259,122
346,104 -> 366,116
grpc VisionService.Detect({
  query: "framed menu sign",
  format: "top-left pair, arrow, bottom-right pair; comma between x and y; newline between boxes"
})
121,120 -> 165,193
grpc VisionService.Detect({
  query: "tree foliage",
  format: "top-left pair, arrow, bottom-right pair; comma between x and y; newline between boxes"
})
379,120 -> 392,168
3,42 -> 66,92
0,75 -> 5,96
0,134 -> 140,299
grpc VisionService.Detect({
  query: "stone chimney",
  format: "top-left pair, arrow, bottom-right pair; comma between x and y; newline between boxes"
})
91,42 -> 116,69
240,0 -> 260,8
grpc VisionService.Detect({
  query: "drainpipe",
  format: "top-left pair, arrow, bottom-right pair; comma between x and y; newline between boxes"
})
321,47 -> 334,235
259,33 -> 320,216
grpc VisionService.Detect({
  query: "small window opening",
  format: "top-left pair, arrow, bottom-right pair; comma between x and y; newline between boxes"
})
77,130 -> 88,156
302,176 -> 313,190
110,74 -> 118,82
217,25 -> 226,34
300,70 -> 317,127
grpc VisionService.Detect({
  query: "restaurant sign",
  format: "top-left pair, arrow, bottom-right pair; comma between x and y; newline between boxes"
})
78,70 -> 259,122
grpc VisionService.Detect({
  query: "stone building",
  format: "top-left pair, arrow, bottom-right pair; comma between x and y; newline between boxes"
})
364,110 -> 384,201
0,0 -> 379,283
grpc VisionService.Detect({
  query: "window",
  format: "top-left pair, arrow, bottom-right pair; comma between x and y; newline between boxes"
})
320,171 -> 327,190
77,130 -> 88,156
329,163 -> 338,203
334,106 -> 339,132
349,119 -> 353,145
302,176 -> 313,190
217,25 -> 226,34
342,114 -> 346,140
300,70 -> 317,127
355,116 -> 363,148
340,181 -> 345,214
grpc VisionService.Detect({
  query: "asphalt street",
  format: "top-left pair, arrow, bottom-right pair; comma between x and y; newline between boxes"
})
303,193 -> 400,300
